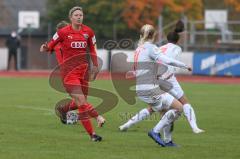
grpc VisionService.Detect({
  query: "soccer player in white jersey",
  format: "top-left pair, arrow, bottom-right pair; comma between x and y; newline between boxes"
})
159,21 -> 204,134
119,21 -> 204,137
130,24 -> 192,147
119,21 -> 204,146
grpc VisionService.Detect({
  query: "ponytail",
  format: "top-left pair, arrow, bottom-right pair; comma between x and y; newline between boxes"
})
167,20 -> 184,44
174,20 -> 184,33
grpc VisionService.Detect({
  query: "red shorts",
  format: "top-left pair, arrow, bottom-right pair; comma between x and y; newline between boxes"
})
63,64 -> 89,96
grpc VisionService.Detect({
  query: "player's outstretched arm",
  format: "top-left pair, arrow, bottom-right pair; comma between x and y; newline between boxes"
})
149,46 -> 191,71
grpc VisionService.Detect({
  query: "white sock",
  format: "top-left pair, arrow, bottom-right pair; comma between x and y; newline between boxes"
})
122,108 -> 150,128
183,104 -> 198,130
162,123 -> 172,143
153,109 -> 180,133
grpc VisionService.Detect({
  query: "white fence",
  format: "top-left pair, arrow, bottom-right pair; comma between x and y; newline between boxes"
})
0,48 -> 193,74
0,48 -> 8,70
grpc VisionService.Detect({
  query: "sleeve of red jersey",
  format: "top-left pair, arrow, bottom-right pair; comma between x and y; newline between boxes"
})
47,30 -> 64,52
88,28 -> 98,67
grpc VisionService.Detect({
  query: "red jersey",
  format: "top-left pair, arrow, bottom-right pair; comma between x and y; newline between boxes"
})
48,24 -> 98,66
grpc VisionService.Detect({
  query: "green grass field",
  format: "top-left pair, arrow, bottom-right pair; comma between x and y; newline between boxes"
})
0,77 -> 240,159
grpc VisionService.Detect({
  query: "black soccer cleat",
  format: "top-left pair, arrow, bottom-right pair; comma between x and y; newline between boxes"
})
91,134 -> 102,142
56,106 -> 67,124
55,99 -> 70,124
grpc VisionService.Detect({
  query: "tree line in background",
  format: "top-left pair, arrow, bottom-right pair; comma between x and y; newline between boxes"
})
45,0 -> 240,47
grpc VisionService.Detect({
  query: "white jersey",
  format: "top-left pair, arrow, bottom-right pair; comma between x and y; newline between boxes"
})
133,42 -> 187,100
159,43 -> 182,79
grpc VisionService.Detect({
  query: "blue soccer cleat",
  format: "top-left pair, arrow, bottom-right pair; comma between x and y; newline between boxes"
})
165,141 -> 178,147
148,130 -> 165,147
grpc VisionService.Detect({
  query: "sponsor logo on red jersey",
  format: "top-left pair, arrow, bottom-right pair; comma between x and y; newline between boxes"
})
83,34 -> 89,39
71,41 -> 87,48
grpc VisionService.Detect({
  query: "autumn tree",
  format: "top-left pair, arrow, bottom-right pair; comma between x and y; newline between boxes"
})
46,0 -> 113,38
122,0 -> 203,30
46,0 -> 204,45
225,0 -> 240,12
46,0 -> 130,43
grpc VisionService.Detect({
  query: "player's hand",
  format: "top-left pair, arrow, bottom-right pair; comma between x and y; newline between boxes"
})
89,65 -> 99,81
126,71 -> 136,79
40,42 -> 48,52
187,66 -> 192,71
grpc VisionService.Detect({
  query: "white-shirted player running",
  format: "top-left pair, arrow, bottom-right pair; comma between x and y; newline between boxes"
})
128,23 -> 192,147
119,21 -> 204,146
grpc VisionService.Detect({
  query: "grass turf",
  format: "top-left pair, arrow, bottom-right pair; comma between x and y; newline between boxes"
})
0,77 -> 239,159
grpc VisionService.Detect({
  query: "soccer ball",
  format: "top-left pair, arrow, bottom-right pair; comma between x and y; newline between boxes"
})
66,111 -> 78,125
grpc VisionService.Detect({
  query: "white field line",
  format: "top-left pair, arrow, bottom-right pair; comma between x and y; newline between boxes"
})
16,105 -> 55,115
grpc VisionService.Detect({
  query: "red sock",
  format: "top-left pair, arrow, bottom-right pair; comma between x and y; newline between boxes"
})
80,119 -> 94,136
78,105 -> 94,136
85,103 -> 99,118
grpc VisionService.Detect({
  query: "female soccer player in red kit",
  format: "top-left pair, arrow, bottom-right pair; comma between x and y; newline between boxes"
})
54,20 -> 105,126
40,6 -> 105,142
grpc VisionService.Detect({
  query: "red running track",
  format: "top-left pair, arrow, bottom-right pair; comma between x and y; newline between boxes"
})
0,70 -> 240,84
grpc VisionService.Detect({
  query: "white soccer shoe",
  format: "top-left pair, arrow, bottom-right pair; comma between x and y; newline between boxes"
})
193,128 -> 205,134
96,115 -> 106,127
119,124 -> 129,132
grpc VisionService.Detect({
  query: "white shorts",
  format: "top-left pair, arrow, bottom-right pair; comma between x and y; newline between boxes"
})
138,94 -> 162,105
161,93 -> 175,108
138,93 -> 174,112
167,76 -> 184,99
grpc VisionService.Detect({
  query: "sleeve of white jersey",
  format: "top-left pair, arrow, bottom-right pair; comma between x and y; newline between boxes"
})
149,45 -> 188,69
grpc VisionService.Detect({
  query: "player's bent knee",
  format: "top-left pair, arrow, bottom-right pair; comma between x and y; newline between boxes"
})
171,99 -> 183,113
178,95 -> 189,105
166,109 -> 181,121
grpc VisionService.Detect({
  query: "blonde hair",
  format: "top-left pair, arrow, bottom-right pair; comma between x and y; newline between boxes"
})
138,24 -> 156,45
56,20 -> 69,30
69,6 -> 83,17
